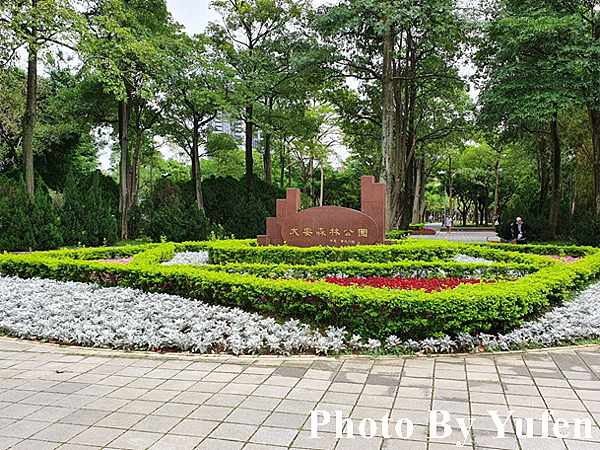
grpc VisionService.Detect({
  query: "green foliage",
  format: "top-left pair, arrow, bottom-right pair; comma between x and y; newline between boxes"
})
202,133 -> 244,179
0,174 -> 63,251
573,215 -> 600,247
385,230 -> 412,240
144,203 -> 214,243
0,67 -> 25,172
498,195 -> 574,242
201,175 -> 283,238
60,171 -> 118,247
321,169 -> 361,210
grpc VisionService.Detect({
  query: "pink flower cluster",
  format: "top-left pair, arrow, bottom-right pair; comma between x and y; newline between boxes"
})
542,255 -> 581,264
97,256 -> 134,264
307,276 -> 502,292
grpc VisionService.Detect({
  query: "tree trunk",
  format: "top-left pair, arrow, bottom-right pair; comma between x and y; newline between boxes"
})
245,105 -> 254,199
418,171 -> 426,222
320,165 -> 324,207
128,123 -> 142,211
280,150 -> 285,188
23,46 -> 37,203
493,158 -> 500,221
118,97 -> 130,241
192,119 -> 204,211
398,154 -> 414,229
264,132 -> 272,183
411,158 -> 425,223
549,116 -> 561,236
309,156 -> 314,206
589,108 -> 600,215
537,135 -> 550,215
381,26 -> 395,231
448,155 -> 453,227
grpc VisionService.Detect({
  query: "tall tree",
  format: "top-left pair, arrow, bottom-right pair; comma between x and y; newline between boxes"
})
208,0 -> 310,197
317,0 -> 469,230
159,33 -> 232,211
479,0 -> 600,217
0,0 -> 80,202
79,0 -> 179,239
476,0 -> 579,235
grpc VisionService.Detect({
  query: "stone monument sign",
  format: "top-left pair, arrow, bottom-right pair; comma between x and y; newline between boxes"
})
257,176 -> 388,247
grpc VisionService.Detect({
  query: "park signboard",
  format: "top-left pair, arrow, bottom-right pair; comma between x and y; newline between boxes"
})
257,176 -> 389,247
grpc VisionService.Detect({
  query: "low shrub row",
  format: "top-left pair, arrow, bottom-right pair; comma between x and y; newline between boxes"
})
203,260 -> 538,280
196,239 -> 543,265
2,240 -> 598,340
385,230 -> 412,240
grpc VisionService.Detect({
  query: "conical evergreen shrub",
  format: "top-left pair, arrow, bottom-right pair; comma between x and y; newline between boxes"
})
60,171 -> 118,247
0,174 -> 63,251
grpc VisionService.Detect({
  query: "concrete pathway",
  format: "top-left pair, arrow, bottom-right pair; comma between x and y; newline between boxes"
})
1,337 -> 600,450
410,224 -> 499,243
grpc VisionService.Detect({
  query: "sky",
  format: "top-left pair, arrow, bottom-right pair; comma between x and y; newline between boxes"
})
166,0 -> 219,36
166,0 -> 331,36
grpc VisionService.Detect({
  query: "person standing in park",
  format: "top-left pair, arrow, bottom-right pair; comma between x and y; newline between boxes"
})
503,219 -> 515,243
445,215 -> 453,232
513,217 -> 530,244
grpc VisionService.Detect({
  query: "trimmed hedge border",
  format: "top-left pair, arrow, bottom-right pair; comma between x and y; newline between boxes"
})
1,240 -> 599,340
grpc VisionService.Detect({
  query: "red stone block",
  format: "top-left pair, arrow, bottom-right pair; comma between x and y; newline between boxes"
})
258,176 -> 387,247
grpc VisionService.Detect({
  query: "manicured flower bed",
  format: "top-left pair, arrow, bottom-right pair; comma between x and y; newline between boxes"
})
1,239 -> 599,342
308,276 -> 502,292
1,274 -> 600,355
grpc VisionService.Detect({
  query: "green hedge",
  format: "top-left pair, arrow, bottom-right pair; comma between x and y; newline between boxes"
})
202,260 -> 537,280
2,240 -> 599,340
385,230 -> 413,239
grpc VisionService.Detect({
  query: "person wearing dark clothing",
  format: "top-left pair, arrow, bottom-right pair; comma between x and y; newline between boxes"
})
503,219 -> 515,243
512,217 -> 530,244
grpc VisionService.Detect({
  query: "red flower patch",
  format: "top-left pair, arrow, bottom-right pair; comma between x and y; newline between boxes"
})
306,276 -> 502,292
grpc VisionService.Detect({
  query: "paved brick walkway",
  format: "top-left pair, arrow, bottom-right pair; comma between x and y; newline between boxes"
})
410,224 -> 499,243
1,337 -> 600,449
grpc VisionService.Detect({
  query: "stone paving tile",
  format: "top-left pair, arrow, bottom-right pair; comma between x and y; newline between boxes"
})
2,339 -> 600,450
94,412 -> 145,429
227,408 -> 271,426
67,426 -> 124,447
0,419 -> 51,439
147,434 -> 203,450
30,423 -> 87,443
59,409 -> 109,426
0,437 -> 22,450
196,438 -> 244,449
169,418 -> 219,437
7,439 -> 60,450
107,429 -> 163,449
189,404 -> 233,421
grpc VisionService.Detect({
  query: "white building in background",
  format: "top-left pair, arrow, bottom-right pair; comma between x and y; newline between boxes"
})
208,112 -> 262,149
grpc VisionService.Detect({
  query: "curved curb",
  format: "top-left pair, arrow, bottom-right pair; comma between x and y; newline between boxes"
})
1,334 -> 598,362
